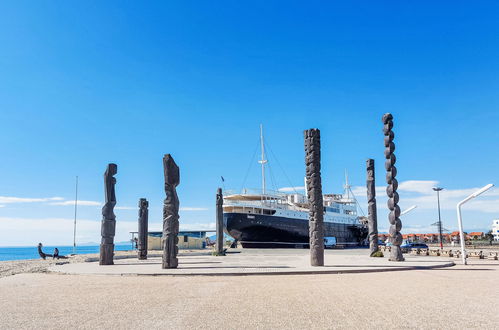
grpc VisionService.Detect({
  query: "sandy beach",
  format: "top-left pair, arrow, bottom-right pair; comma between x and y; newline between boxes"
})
0,252 -> 498,329
0,251 -> 138,278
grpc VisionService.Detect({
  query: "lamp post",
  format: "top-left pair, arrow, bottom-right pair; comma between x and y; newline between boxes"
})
400,205 -> 417,216
433,187 -> 444,249
456,184 -> 494,265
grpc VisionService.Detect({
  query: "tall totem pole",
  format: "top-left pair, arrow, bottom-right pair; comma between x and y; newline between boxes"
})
137,198 -> 149,260
382,113 -> 404,261
304,128 -> 324,267
366,159 -> 379,255
162,154 -> 180,269
215,188 -> 225,255
100,163 -> 117,265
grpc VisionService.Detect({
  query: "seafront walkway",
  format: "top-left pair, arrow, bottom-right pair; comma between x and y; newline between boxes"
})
1,249 -> 498,329
49,249 -> 454,276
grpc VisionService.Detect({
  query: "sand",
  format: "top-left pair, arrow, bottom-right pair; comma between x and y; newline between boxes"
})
0,251 -> 139,278
0,258 -> 497,329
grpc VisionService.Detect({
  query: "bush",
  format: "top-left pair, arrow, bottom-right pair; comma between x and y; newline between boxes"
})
370,250 -> 384,258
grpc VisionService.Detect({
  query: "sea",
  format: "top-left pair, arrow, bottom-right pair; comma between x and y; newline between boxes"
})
0,244 -> 133,261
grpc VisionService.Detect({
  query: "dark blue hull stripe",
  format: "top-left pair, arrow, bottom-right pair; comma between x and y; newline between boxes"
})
224,212 -> 365,247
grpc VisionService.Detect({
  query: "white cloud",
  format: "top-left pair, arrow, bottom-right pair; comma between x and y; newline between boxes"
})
0,216 -> 137,246
352,181 -> 499,212
50,200 -> 102,206
278,186 -> 305,192
354,180 -> 498,233
0,196 -> 64,204
147,222 -> 216,233
397,180 -> 439,194
180,222 -> 216,230
179,207 -> 209,211
350,186 -> 385,198
115,206 -> 136,210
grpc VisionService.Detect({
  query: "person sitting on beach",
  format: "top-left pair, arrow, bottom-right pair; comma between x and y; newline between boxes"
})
37,243 -> 52,260
52,247 -> 68,260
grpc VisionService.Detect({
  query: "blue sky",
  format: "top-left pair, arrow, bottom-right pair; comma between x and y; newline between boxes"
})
1,1 -> 499,245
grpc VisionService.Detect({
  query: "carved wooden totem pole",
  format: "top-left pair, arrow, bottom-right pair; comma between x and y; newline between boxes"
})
366,159 -> 379,256
304,129 -> 324,266
215,188 -> 225,255
100,163 -> 117,265
137,198 -> 149,260
382,113 -> 404,261
162,154 -> 180,269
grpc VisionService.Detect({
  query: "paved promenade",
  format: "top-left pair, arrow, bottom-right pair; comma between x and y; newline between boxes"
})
0,253 -> 497,329
49,249 -> 454,276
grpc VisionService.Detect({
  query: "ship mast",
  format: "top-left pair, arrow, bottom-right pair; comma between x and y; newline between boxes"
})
344,169 -> 350,200
258,124 -> 267,195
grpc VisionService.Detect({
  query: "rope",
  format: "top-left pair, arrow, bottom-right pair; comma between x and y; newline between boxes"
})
266,142 -> 299,195
239,138 -> 260,192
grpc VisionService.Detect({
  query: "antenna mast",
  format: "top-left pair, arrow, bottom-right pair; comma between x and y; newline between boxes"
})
73,176 -> 78,255
258,124 -> 267,195
344,169 -> 350,200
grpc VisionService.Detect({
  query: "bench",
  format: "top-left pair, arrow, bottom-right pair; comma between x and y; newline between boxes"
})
487,252 -> 498,260
441,250 -> 453,257
429,249 -> 441,256
410,248 -> 419,255
468,251 -> 483,259
419,248 -> 429,256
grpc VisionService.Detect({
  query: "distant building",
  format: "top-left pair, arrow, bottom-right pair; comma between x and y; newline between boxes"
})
381,232 -> 469,243
130,230 -> 216,250
467,232 -> 484,240
492,219 -> 499,241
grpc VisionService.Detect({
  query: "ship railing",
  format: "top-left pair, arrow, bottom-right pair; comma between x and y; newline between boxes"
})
223,188 -> 303,199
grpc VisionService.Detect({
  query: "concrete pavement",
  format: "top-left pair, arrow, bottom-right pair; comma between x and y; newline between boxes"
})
49,249 -> 455,276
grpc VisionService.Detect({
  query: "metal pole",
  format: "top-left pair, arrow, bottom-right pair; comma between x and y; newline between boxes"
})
400,205 -> 417,216
456,183 -> 494,265
456,204 -> 467,265
259,124 -> 267,195
436,190 -> 443,249
73,176 -> 78,255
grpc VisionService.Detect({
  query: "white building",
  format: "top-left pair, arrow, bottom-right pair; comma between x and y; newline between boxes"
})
493,219 -> 499,241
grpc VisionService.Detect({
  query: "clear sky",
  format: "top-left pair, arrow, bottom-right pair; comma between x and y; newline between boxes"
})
1,1 -> 499,246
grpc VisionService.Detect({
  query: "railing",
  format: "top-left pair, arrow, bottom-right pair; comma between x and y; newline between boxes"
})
223,188 -> 300,199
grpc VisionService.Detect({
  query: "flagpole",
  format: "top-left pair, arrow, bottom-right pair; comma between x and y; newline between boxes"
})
73,176 -> 78,255
221,176 -> 226,191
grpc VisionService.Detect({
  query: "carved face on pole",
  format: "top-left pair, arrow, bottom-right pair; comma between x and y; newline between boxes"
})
139,198 -> 149,210
163,154 -> 180,188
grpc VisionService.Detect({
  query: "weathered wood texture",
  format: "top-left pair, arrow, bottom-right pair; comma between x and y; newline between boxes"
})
366,159 -> 379,256
162,154 -> 180,269
100,163 -> 117,265
304,129 -> 324,267
382,114 -> 404,262
216,188 -> 225,255
138,198 -> 149,260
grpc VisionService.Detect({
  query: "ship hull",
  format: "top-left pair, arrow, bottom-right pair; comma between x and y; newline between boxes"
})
224,212 -> 366,248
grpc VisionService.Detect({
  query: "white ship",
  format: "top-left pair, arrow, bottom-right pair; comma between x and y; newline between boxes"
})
223,125 -> 367,248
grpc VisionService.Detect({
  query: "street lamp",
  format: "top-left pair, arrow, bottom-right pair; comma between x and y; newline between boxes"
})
400,205 -> 417,216
433,187 -> 444,249
456,183 -> 494,265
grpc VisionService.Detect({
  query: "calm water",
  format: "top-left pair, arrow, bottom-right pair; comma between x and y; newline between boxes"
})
0,244 -> 133,261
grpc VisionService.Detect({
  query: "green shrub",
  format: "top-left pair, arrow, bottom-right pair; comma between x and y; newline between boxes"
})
370,250 -> 384,258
